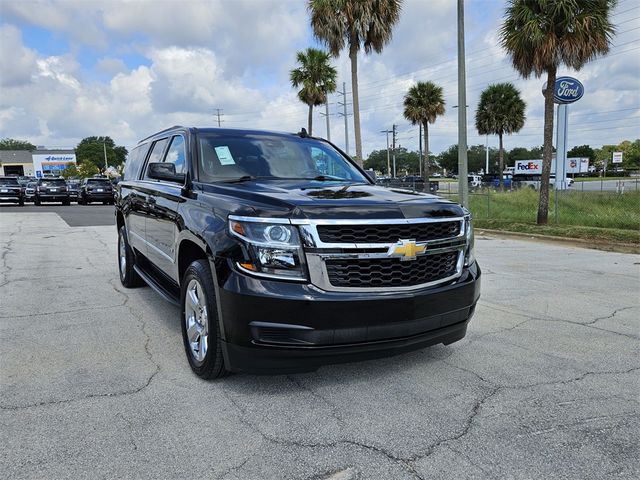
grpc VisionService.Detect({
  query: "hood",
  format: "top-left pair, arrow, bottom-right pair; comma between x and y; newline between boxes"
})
199,180 -> 464,220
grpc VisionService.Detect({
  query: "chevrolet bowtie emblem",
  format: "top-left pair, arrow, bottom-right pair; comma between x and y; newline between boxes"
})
387,239 -> 426,261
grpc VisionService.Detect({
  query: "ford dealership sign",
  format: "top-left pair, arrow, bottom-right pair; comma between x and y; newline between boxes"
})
544,77 -> 584,104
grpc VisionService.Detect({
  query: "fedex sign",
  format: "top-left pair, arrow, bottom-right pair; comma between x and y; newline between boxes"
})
515,160 -> 543,175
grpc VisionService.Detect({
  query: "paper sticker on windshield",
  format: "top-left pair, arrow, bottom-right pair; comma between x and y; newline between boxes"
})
215,146 -> 235,165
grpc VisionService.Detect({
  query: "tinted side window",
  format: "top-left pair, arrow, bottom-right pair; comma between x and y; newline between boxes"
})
164,135 -> 186,174
123,143 -> 150,181
144,138 -> 168,180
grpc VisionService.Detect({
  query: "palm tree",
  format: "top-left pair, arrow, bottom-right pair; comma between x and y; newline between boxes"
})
309,0 -> 402,164
475,83 -> 526,189
290,48 -> 337,136
500,0 -> 615,224
403,81 -> 445,192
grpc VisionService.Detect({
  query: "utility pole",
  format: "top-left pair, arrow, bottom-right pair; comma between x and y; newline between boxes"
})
392,124 -> 397,178
102,139 -> 108,171
457,0 -> 469,208
381,129 -> 392,177
214,108 -> 224,127
419,123 -> 423,177
319,102 -> 331,141
337,82 -> 350,156
485,134 -> 489,174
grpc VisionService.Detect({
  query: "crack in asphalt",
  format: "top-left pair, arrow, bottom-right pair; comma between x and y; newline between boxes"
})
0,220 -> 20,287
220,388 -> 426,479
215,456 -> 251,480
0,303 -> 128,319
220,366 -> 639,479
584,305 -> 638,325
478,302 -> 639,340
287,375 -> 346,427
0,279 -> 161,411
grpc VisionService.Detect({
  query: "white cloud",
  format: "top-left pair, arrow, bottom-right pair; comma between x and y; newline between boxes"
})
0,24 -> 38,87
0,0 -> 637,156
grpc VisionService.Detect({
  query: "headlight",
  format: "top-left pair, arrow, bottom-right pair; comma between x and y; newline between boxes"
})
228,216 -> 307,281
464,214 -> 475,267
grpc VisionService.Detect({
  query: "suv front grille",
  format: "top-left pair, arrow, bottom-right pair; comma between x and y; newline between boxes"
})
317,221 -> 461,243
325,251 -> 459,288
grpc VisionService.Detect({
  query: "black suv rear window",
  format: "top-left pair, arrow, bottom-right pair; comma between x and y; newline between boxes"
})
39,179 -> 66,186
0,177 -> 20,185
87,179 -> 111,185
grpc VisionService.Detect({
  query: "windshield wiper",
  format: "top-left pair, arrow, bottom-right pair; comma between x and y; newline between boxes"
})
309,175 -> 347,181
220,175 -> 256,183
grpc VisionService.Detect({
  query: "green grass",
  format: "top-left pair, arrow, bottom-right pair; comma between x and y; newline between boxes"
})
439,189 -> 640,244
573,176 -> 633,182
473,220 -> 640,244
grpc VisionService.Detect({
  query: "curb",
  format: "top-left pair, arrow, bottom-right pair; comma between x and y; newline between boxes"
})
476,228 -> 640,255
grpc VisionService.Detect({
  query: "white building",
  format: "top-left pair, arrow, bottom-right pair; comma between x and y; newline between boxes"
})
0,149 -> 76,177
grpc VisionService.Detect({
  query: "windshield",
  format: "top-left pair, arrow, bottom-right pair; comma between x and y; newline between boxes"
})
197,133 -> 367,183
0,178 -> 20,186
39,179 -> 66,186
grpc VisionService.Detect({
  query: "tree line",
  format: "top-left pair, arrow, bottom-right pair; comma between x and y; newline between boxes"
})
365,139 -> 640,177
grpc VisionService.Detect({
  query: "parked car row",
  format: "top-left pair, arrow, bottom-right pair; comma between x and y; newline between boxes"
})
0,176 -> 116,206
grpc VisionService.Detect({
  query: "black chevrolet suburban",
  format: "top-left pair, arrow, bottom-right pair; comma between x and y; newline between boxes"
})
0,177 -> 25,206
115,126 -> 480,378
35,177 -> 70,205
79,177 -> 114,205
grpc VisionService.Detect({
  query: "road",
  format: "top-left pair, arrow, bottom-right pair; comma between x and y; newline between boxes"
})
1,210 -> 638,479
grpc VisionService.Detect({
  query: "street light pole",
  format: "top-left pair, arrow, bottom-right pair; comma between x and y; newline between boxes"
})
457,0 -> 469,208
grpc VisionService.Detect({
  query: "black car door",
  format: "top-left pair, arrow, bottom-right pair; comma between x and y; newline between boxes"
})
142,135 -> 186,282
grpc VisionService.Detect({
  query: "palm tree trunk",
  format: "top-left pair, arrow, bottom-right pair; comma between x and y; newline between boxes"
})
308,104 -> 313,136
423,122 -> 430,193
498,133 -> 504,191
537,66 -> 557,225
349,45 -> 363,165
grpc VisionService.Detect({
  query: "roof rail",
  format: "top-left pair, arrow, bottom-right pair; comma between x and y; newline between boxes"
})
139,125 -> 185,143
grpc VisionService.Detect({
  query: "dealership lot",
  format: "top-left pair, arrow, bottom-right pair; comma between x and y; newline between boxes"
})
1,207 -> 638,479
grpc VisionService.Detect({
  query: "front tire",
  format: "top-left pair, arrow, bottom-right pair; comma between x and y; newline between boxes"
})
118,226 -> 144,288
181,260 -> 228,379
35,197 -> 41,206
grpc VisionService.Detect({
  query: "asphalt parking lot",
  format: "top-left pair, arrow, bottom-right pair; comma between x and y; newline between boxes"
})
1,207 -> 638,479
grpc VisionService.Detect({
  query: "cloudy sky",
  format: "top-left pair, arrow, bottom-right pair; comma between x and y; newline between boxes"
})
0,0 -> 638,157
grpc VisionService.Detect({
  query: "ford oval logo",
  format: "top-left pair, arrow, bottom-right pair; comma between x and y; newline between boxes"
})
554,77 -> 584,104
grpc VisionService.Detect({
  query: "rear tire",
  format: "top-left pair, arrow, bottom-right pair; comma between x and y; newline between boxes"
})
35,198 -> 41,206
18,199 -> 24,207
62,199 -> 70,206
118,226 -> 145,288
181,260 -> 229,379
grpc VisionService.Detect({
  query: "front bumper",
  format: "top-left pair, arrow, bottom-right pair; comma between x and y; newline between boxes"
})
217,261 -> 481,374
0,195 -> 22,203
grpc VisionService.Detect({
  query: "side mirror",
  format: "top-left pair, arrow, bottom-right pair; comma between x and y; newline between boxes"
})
147,162 -> 185,183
